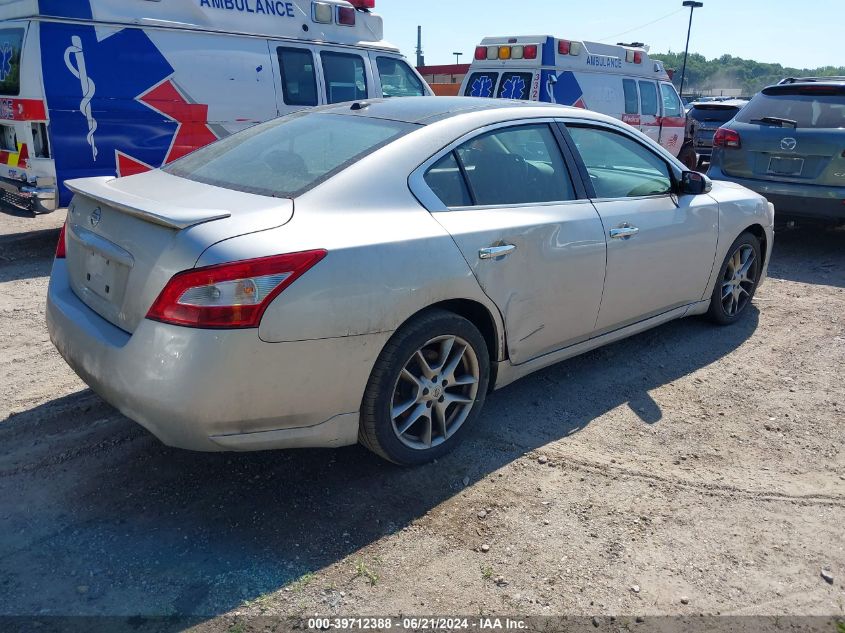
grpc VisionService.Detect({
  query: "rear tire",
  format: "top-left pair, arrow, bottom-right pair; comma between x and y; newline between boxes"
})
707,232 -> 762,326
359,310 -> 490,466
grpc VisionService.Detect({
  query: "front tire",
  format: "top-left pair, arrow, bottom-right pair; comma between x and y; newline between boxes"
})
707,232 -> 762,325
359,310 -> 490,466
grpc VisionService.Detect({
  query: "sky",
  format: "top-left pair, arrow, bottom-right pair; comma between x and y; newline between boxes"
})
375,0 -> 843,70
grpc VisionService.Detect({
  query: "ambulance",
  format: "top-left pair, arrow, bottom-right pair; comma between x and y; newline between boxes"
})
0,0 -> 430,213
460,36 -> 693,164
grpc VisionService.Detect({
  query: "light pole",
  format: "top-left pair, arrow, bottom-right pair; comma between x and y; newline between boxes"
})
679,1 -> 703,98
453,52 -> 463,65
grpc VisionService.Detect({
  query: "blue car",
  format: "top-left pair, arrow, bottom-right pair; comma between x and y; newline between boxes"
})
708,78 -> 845,224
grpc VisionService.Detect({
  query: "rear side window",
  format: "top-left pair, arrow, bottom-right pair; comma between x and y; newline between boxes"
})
660,83 -> 682,117
424,152 -> 472,207
376,57 -> 425,97
277,47 -> 318,106
568,126 -> 672,198
453,124 -> 575,206
0,28 -> 24,96
164,113 -> 415,198
465,72 -> 498,98
321,52 -> 367,104
639,81 -> 658,116
497,73 -> 533,100
623,79 -> 638,114
735,90 -> 845,129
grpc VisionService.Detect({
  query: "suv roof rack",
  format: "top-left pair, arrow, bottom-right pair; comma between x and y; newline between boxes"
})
778,76 -> 845,85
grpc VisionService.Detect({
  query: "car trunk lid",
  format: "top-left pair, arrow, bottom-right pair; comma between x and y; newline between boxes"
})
63,171 -> 294,333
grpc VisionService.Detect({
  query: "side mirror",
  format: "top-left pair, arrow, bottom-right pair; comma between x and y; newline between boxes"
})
680,171 -> 712,195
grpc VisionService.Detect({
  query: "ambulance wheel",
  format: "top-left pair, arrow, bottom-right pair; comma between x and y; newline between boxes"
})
678,145 -> 698,171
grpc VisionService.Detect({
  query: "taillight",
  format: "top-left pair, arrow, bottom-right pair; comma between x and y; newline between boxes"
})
474,46 -> 487,61
55,222 -> 67,259
713,127 -> 742,149
523,45 -> 538,60
146,250 -> 327,329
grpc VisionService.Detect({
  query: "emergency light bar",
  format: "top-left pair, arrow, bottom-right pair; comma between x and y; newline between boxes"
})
558,40 -> 582,56
475,44 -> 537,61
313,0 -> 371,27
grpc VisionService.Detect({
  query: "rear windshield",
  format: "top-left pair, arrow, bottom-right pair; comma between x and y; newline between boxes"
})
735,90 -> 845,129
465,72 -> 499,98
0,28 -> 25,96
690,105 -> 743,122
164,113 -> 416,198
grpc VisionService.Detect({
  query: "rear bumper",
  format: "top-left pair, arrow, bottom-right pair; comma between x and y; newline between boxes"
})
0,176 -> 57,211
708,167 -> 845,220
46,261 -> 390,452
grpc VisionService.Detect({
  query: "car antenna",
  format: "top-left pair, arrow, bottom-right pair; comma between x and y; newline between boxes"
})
350,101 -> 370,111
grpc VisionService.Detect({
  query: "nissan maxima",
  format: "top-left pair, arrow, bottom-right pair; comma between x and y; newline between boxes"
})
47,98 -> 774,465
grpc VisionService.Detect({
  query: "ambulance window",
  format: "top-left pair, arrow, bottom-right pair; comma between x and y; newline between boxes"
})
376,57 -> 426,97
660,83 -> 682,117
568,126 -> 672,199
277,47 -> 318,107
496,73 -> 533,101
321,52 -> 368,104
639,81 -> 658,116
0,29 -> 25,96
623,79 -> 639,114
454,124 -> 575,206
464,72 -> 498,98
424,152 -> 472,207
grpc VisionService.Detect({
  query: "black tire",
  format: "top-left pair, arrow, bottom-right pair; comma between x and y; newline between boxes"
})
359,309 -> 490,466
707,231 -> 762,326
678,144 -> 698,171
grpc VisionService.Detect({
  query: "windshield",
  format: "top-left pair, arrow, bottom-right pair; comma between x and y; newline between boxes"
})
735,90 -> 845,129
0,28 -> 25,96
164,113 -> 416,198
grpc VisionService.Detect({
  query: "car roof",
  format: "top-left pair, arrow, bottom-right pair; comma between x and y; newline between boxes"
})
311,96 -> 591,125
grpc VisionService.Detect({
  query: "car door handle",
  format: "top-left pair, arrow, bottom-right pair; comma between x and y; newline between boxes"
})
609,225 -> 640,240
479,244 -> 517,260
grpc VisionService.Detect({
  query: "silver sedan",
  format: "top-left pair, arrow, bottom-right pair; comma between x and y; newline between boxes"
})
46,97 -> 774,465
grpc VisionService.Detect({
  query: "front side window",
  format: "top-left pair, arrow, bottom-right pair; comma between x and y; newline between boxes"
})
660,83 -> 682,117
277,47 -> 318,106
450,124 -> 575,206
639,81 -> 658,116
164,113 -> 415,198
376,57 -> 425,97
0,28 -> 25,96
497,73 -> 533,101
321,52 -> 367,104
568,126 -> 672,199
464,72 -> 498,98
623,79 -> 639,114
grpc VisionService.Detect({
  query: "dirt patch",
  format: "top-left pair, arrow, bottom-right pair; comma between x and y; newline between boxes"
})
0,212 -> 842,623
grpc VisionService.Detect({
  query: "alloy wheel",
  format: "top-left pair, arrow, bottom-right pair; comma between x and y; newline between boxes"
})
720,244 -> 758,317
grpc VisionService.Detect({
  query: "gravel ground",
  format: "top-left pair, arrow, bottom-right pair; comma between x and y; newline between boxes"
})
0,205 -> 843,626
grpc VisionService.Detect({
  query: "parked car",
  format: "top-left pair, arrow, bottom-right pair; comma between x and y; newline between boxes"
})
47,98 -> 774,465
687,99 -> 748,166
709,78 -> 845,224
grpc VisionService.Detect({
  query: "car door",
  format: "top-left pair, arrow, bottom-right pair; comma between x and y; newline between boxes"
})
658,82 -> 686,155
638,80 -> 661,144
412,121 -> 608,364
563,122 -> 719,332
268,43 -> 324,115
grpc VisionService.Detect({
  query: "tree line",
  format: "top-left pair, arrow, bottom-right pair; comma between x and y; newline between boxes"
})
650,51 -> 845,97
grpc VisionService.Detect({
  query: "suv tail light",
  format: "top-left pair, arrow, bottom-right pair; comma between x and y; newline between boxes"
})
147,250 -> 327,329
55,222 -> 67,259
713,127 -> 741,149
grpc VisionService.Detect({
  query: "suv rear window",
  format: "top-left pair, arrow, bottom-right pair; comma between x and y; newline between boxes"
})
689,104 -> 744,123
0,28 -> 25,96
735,88 -> 845,129
164,113 -> 415,198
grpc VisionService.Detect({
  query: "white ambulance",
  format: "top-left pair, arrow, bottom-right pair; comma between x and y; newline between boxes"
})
460,36 -> 693,164
0,0 -> 430,213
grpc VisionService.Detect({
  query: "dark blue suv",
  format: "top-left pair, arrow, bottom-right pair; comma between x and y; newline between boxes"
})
708,78 -> 845,223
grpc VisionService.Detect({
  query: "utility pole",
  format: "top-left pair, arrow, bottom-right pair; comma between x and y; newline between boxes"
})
679,1 -> 703,98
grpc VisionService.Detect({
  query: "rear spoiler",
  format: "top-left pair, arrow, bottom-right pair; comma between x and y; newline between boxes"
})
65,177 -> 231,230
